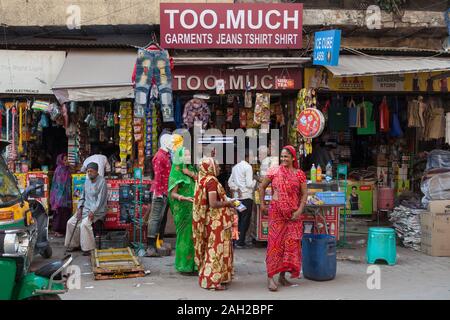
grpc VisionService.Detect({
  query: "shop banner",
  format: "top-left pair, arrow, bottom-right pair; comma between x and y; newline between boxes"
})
305,67 -> 450,92
0,50 -> 66,94
160,3 -> 303,49
313,29 -> 341,66
172,66 -> 302,91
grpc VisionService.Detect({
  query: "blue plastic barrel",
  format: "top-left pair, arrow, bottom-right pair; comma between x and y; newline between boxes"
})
302,234 -> 337,281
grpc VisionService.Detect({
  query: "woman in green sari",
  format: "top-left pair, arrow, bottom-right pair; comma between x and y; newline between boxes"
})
168,147 -> 198,274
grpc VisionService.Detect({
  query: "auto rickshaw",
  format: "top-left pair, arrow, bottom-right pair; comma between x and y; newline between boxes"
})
0,140 -> 72,300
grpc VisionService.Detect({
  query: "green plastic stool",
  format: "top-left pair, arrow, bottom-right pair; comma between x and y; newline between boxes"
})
366,227 -> 397,266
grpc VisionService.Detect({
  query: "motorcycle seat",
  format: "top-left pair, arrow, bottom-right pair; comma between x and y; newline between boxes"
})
34,256 -> 70,280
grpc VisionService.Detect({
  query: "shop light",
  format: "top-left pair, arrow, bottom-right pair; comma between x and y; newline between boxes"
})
228,64 -> 301,71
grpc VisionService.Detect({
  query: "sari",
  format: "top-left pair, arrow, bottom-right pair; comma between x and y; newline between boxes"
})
266,165 -> 306,278
50,154 -> 72,233
168,147 -> 197,273
192,157 -> 235,289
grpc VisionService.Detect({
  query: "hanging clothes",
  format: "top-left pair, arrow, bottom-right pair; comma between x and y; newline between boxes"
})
379,96 -> 390,133
348,98 -> 359,128
182,98 -> 211,129
174,97 -> 183,129
328,96 -> 348,132
357,101 -> 376,135
390,98 -> 403,138
407,98 -> 422,128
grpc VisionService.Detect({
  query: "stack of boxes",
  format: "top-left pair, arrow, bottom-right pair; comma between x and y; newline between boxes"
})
421,200 -> 450,257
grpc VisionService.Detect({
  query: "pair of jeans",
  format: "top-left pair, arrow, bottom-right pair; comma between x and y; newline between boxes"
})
147,195 -> 169,243
237,199 -> 254,246
135,49 -> 174,122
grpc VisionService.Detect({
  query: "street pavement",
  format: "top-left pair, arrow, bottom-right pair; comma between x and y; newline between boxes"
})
32,237 -> 450,300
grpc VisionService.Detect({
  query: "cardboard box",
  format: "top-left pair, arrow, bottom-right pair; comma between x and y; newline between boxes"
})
427,200 -> 450,214
421,212 -> 450,257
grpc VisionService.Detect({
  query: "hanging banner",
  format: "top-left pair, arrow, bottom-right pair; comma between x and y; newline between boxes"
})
160,3 -> 303,49
313,29 -> 341,66
305,67 -> 450,92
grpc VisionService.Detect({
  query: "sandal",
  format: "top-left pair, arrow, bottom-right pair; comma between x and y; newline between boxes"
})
279,276 -> 295,287
268,278 -> 278,292
209,285 -> 227,291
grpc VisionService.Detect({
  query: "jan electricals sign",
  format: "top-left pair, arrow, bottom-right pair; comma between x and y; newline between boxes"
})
160,3 -> 303,49
313,30 -> 341,66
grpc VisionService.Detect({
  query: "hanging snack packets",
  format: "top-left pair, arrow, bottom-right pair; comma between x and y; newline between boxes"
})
254,93 -> 271,125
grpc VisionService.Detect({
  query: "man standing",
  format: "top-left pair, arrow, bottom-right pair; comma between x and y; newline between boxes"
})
146,134 -> 173,257
65,162 -> 108,256
228,149 -> 256,249
81,147 -> 111,177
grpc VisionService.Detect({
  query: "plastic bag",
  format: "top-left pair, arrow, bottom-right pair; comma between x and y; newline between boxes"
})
426,150 -> 450,171
421,171 -> 450,206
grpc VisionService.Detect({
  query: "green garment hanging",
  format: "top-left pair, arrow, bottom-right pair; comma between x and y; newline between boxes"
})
357,101 -> 376,135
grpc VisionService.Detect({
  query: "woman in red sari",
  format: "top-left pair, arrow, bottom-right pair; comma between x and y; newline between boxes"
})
192,157 -> 237,291
259,145 -> 308,291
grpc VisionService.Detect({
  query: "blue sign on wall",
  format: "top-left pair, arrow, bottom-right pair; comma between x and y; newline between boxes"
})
313,29 -> 341,66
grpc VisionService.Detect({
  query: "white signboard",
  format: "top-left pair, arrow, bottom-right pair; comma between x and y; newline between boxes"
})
373,74 -> 405,92
0,50 -> 66,94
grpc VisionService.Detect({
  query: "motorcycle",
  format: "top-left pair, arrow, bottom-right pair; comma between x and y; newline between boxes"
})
0,140 -> 72,300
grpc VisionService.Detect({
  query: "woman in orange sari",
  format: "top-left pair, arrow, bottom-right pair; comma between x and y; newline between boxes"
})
192,157 -> 237,291
259,146 -> 308,291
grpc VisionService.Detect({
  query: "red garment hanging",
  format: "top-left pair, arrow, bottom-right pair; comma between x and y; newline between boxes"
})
379,96 -> 390,132
131,44 -> 174,85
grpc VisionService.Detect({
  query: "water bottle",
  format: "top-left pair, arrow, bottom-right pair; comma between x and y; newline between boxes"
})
311,164 -> 317,183
326,161 -> 333,180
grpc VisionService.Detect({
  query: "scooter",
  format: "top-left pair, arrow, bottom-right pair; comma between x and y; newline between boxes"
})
0,140 -> 72,300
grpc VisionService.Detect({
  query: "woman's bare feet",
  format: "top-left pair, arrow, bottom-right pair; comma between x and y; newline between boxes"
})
279,273 -> 295,287
268,278 -> 278,292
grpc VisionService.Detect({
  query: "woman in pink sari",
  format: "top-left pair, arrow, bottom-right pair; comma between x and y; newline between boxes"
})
259,145 -> 308,291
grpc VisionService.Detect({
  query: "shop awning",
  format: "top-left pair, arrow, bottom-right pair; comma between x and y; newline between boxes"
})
173,56 -> 310,66
324,55 -> 450,77
52,49 -> 137,103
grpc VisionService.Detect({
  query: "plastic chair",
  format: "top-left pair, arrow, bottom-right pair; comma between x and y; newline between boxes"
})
366,227 -> 397,265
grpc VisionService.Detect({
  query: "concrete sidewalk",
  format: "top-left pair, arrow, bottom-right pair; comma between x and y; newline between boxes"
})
33,237 -> 450,300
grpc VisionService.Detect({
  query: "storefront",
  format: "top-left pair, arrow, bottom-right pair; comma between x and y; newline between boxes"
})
0,49 -> 66,211
300,54 -> 450,222
171,60 -> 308,241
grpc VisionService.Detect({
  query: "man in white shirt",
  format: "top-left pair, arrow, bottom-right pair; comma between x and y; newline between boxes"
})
81,154 -> 111,177
228,150 -> 256,249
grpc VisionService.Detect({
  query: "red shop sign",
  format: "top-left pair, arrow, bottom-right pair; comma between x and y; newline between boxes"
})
160,3 -> 303,49
172,66 -> 302,91
275,78 -> 295,89
297,108 -> 325,138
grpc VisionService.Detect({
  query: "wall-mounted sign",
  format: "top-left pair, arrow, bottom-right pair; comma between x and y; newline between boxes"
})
305,67 -> 450,92
313,29 -> 341,66
0,50 -> 66,94
297,108 -> 325,139
160,3 -> 303,49
172,67 -> 302,91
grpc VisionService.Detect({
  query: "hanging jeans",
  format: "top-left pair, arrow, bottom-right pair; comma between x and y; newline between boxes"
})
135,49 -> 174,122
